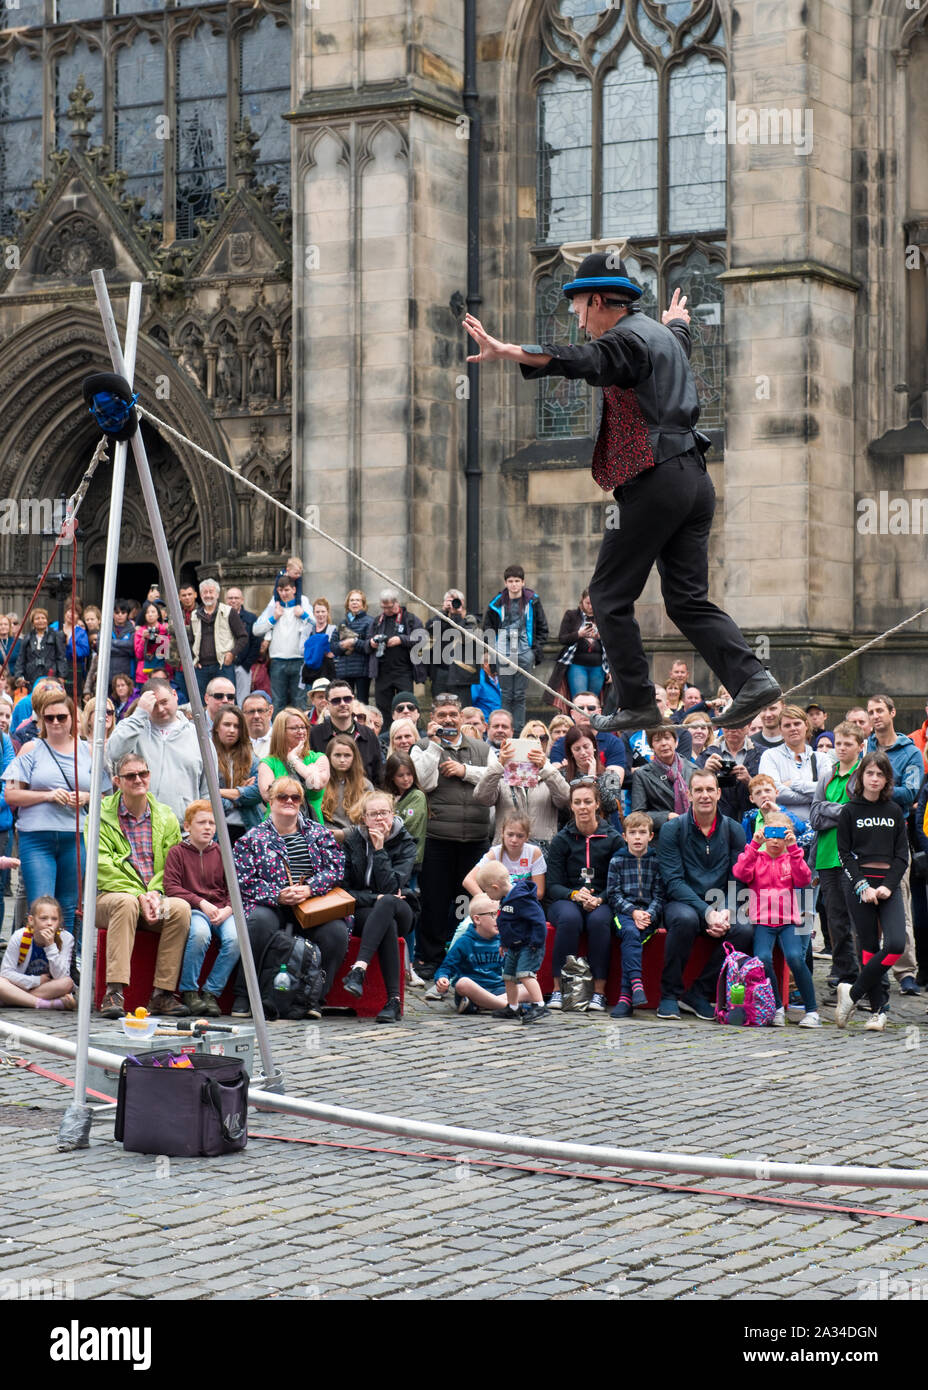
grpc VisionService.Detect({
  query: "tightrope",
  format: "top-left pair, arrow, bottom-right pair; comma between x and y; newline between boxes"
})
137,405 -> 926,711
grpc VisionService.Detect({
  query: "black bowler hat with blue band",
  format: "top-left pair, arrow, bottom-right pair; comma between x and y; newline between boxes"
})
562,251 -> 643,302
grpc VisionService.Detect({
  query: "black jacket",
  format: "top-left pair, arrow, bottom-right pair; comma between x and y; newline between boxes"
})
15,631 -> 67,685
697,745 -> 762,823
630,755 -> 698,831
546,819 -> 625,903
521,308 -> 702,467
310,717 -> 383,787
341,818 -> 418,911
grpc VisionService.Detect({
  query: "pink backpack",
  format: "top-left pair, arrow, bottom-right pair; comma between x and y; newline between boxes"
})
715,941 -> 777,1026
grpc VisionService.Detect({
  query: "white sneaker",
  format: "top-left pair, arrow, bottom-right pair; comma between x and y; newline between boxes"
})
587,993 -> 606,1013
406,967 -> 426,988
424,983 -> 444,1001
798,1011 -> 821,1028
834,982 -> 856,1028
864,1011 -> 886,1032
547,990 -> 563,1011
772,1007 -> 786,1027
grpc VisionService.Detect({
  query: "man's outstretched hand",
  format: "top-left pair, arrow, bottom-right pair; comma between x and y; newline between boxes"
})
661,288 -> 690,325
464,314 -> 509,363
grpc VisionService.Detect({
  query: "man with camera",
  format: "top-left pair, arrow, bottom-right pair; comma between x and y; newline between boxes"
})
698,723 -> 761,822
425,589 -> 480,705
368,589 -> 427,727
409,694 -> 491,979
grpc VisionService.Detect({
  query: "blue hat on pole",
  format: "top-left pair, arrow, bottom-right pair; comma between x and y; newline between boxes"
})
562,251 -> 642,302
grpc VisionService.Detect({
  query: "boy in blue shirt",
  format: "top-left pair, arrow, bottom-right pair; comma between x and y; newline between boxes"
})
434,893 -> 533,1014
477,860 -> 549,1022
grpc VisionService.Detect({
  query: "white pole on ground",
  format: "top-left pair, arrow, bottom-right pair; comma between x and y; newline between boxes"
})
11,1020 -> 926,1190
58,279 -> 143,1150
90,272 -> 282,1091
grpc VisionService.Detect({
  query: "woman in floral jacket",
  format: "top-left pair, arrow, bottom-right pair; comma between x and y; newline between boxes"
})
229,773 -> 348,1016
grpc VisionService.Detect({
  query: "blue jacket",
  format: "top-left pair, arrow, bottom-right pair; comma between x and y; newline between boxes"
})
0,730 -> 14,832
470,667 -> 502,717
437,921 -> 505,994
484,587 -> 549,659
657,811 -> 746,922
866,733 -> 924,815
497,876 -> 547,950
605,844 -> 665,926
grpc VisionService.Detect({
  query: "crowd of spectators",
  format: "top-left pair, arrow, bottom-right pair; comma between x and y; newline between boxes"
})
0,569 -> 926,1038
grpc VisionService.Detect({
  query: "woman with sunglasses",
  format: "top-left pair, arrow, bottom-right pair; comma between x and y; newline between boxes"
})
340,789 -> 419,1022
546,779 -> 624,1012
3,693 -> 91,939
257,707 -> 329,824
230,775 -> 349,1017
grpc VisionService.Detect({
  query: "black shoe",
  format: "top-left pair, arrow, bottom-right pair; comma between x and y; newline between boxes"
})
231,996 -> 251,1018
522,1003 -> 550,1023
717,672 -> 782,729
589,703 -> 662,734
415,961 -> 436,981
375,997 -> 401,1023
492,1005 -> 522,1021
342,964 -> 366,998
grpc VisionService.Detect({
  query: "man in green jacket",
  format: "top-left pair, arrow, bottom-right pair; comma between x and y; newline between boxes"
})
96,752 -> 192,1018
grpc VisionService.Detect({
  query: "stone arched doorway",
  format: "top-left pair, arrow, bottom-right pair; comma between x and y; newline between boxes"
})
0,306 -> 238,614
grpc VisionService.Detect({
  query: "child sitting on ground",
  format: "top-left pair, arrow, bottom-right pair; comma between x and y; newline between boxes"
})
604,811 -> 665,1018
475,860 -> 549,1023
732,811 -> 819,1027
0,894 -> 76,1010
462,810 -> 546,901
433,893 -> 534,1014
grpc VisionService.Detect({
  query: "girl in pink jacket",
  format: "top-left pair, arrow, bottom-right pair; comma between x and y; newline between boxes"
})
732,812 -> 819,1027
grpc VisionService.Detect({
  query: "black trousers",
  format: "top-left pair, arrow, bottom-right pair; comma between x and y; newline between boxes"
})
660,901 -> 754,1001
234,904 -> 349,1003
818,866 -> 859,983
589,451 -> 761,710
353,897 -> 414,999
416,835 -> 489,966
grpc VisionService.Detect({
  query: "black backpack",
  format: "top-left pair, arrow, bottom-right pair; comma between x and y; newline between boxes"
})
258,931 -> 326,1020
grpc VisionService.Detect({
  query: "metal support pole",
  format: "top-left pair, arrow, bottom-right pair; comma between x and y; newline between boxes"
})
59,280 -> 142,1150
14,1020 -> 928,1190
91,273 -> 282,1092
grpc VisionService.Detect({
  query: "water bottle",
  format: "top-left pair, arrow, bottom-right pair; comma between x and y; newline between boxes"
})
274,962 -> 292,992
727,982 -> 746,1026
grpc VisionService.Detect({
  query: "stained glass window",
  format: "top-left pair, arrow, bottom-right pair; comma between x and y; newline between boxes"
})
602,47 -> 658,238
55,41 -> 104,148
115,37 -> 166,217
241,14 -> 291,201
668,53 -> 725,233
668,247 -> 724,426
535,0 -> 727,437
537,69 -> 592,244
536,262 -> 592,439
0,46 -> 42,234
176,27 -> 227,238
0,4 -> 292,239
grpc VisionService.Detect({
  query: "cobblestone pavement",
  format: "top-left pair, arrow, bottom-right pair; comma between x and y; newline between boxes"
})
2,958 -> 928,1301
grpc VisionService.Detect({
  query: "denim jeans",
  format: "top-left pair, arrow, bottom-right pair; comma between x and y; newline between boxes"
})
567,664 -> 605,699
753,922 -> 816,1011
501,941 -> 545,981
195,663 -> 223,699
270,658 -> 305,711
179,909 -> 241,994
18,828 -> 86,940
498,654 -> 534,733
615,913 -> 646,986
0,829 -> 9,936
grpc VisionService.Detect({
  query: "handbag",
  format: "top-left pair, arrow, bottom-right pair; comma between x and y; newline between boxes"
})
114,1051 -> 248,1157
561,954 -> 593,1012
286,865 -> 355,929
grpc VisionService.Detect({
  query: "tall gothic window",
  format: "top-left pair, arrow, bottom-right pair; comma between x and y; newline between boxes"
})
0,0 -> 291,239
535,0 -> 727,438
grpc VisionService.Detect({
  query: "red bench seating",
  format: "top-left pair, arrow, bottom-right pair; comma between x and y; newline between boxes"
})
536,923 -> 789,1009
93,927 -> 405,1020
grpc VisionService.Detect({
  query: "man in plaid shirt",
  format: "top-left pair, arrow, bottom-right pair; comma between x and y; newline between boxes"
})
96,752 -> 191,1018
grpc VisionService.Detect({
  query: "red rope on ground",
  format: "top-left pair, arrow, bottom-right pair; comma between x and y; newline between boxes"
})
248,1130 -> 928,1225
12,1057 -> 114,1105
